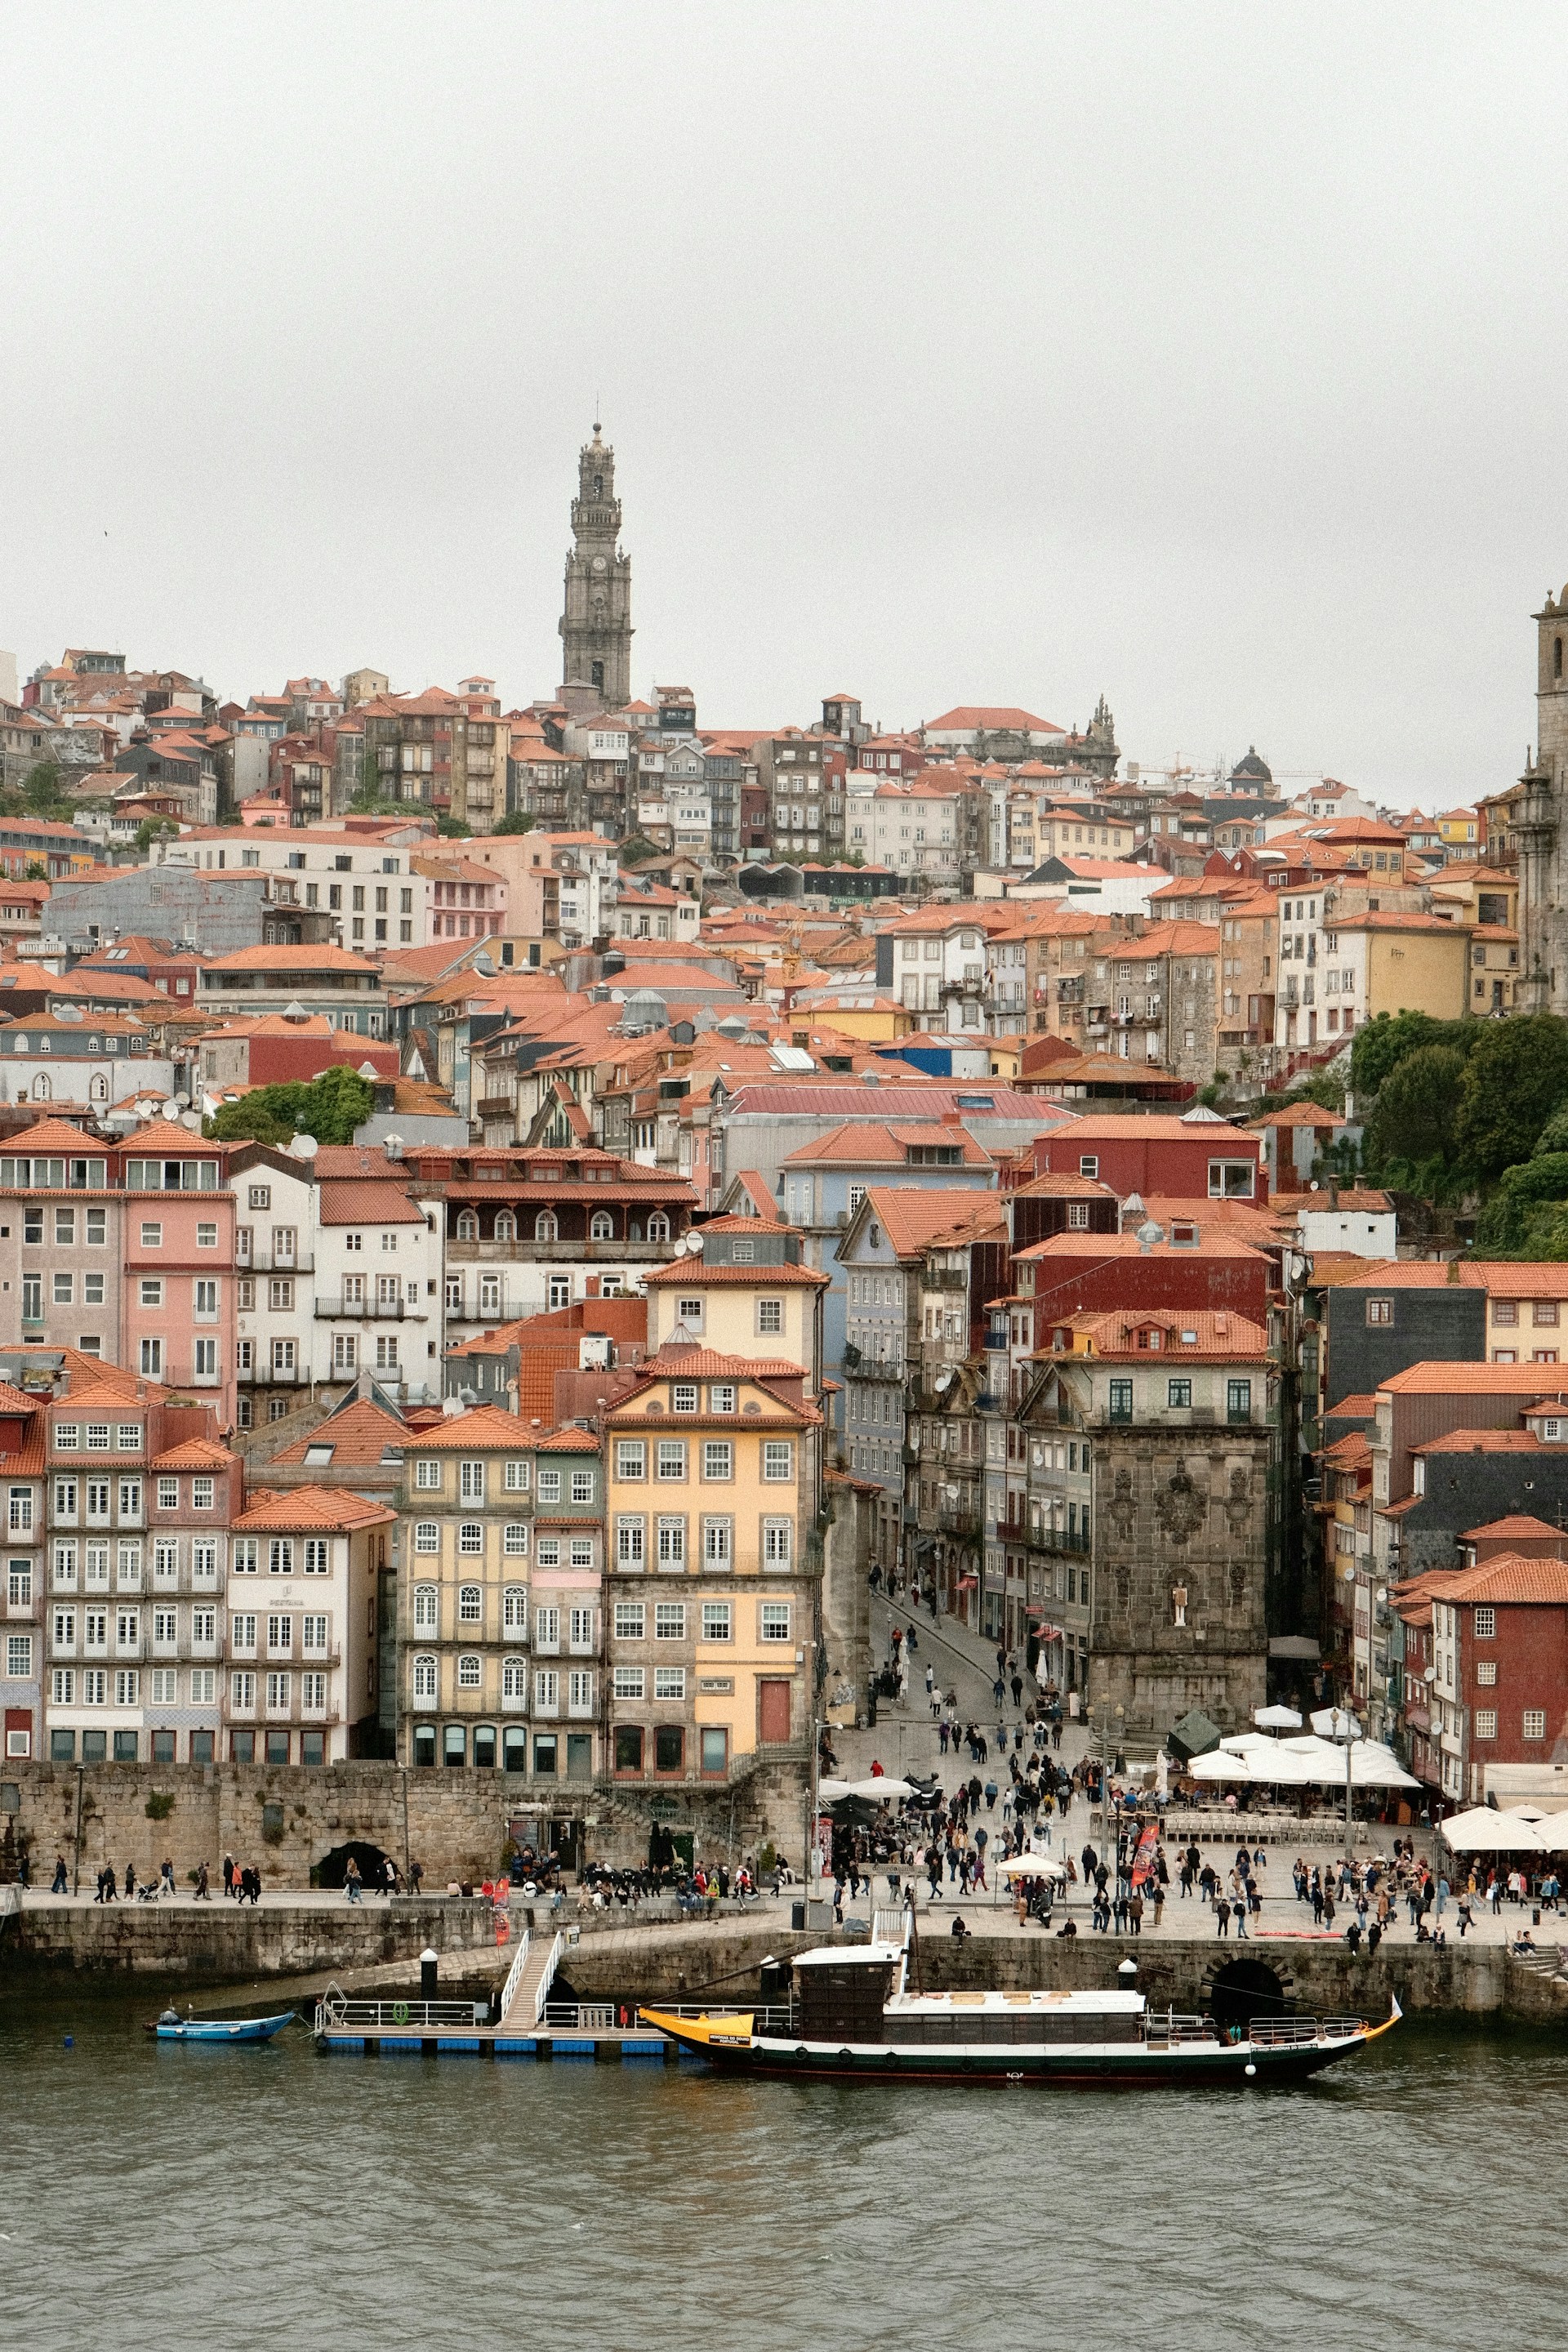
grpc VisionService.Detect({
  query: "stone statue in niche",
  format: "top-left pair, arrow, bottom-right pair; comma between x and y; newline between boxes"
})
1154,1466 -> 1205,1547
1172,1583 -> 1188,1628
1116,1568 -> 1131,1609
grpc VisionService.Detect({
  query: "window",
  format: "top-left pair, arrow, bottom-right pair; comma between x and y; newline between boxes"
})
1476,1659 -> 1497,1686
460,1459 -> 486,1503
760,1601 -> 791,1642
709,1383 -> 736,1414
701,1601 -> 732,1642
702,1517 -> 733,1569
9,1488 -> 33,1535
502,1588 -> 527,1634
763,1518 -> 792,1568
459,1584 -> 483,1624
1227,1379 -> 1253,1423
266,1614 -> 292,1656
654,1726 -> 684,1772
1208,1159 -> 1256,1200
140,1223 -> 163,1248
570,1469 -> 594,1506
412,1655 -> 437,1701
654,1601 -> 685,1640
455,1521 -> 483,1557
194,1280 -> 218,1320
415,1459 -> 441,1490
413,1585 -> 439,1631
534,1210 -> 558,1243
140,1279 -> 163,1308
1166,1379 -> 1192,1409
537,1468 -> 562,1504
457,1654 -> 482,1690
702,1441 -> 733,1482
7,1633 -> 32,1678
763,1441 -> 793,1482
1079,1155 -> 1098,1181
676,1297 -> 704,1329
1474,1606 -> 1495,1639
503,1459 -> 531,1492
503,1521 -> 528,1557
616,1440 -> 647,1481
657,1439 -> 687,1482
657,1517 -> 686,1570
654,1667 -> 685,1702
158,1477 -> 179,1510
233,1539 -> 259,1574
268,1539 -> 294,1575
1524,1709 -> 1547,1740
533,1668 -> 559,1714
413,1521 -> 439,1554
613,1668 -> 645,1702
501,1657 -> 528,1704
671,1383 -> 698,1414
1108,1379 -> 1133,1423
1365,1298 -> 1393,1327
757,1299 -> 782,1335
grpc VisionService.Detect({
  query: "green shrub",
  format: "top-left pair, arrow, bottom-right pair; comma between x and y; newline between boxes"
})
145,1791 -> 175,1822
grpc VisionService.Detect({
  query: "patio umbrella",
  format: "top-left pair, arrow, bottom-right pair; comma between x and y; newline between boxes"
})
1187,1749 -> 1258,1782
1441,1807 -> 1548,1853
1001,1853 -> 1067,1878
846,1777 -> 916,1801
1254,1704 -> 1303,1730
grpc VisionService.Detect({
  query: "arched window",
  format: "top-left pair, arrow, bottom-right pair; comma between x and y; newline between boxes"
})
590,1210 -> 614,1242
458,1584 -> 482,1624
494,1210 -> 516,1243
457,1209 -> 479,1241
502,1655 -> 528,1705
502,1587 -> 527,1633
89,1072 -> 108,1102
646,1213 -> 670,1243
535,1209 -> 558,1242
412,1654 -> 437,1701
31,1074 -> 48,1101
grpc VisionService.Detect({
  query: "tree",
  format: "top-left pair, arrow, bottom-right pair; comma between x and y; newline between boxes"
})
1364,1044 -> 1468,1183
492,811 -> 533,835
205,1065 -> 374,1149
1472,1152 -> 1568,1254
23,761 -> 65,812
1348,1010 -> 1468,1102
435,815 -> 470,839
1455,1015 -> 1568,1183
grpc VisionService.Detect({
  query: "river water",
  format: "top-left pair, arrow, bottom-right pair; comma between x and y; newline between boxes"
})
1,1990 -> 1561,2352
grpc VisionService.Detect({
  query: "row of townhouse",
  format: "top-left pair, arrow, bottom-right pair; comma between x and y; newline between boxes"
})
0,1355 -> 388,1768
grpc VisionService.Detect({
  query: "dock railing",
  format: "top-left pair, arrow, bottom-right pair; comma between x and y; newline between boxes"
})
314,1983 -> 487,2032
533,1929 -> 564,2025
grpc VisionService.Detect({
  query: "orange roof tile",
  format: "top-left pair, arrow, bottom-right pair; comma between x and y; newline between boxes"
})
149,1437 -> 238,1470
268,1399 -> 410,1468
232,1484 -> 396,1531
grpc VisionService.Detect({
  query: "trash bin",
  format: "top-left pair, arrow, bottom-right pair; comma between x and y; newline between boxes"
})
1534,1906 -> 1542,1926
791,1900 -> 806,1931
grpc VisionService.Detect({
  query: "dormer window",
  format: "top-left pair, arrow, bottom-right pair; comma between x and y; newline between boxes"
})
672,1383 -> 698,1414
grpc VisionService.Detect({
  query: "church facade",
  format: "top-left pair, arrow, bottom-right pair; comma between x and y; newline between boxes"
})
559,423 -> 633,710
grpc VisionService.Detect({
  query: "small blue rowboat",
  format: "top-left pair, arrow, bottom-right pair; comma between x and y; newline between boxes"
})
145,2010 -> 295,2043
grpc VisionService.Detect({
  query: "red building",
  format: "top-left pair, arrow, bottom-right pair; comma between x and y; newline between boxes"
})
1011,1229 -> 1274,1344
1433,1549 -> 1568,1804
1023,1113 -> 1265,1203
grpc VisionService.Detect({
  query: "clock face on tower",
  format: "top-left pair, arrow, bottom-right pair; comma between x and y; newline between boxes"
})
592,555 -> 608,574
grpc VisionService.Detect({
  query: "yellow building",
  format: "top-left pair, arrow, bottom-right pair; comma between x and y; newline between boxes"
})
1330,910 -> 1472,1029
397,1404 -> 603,1784
603,1346 -> 822,1783
1436,807 -> 1481,855
642,1218 -> 827,1371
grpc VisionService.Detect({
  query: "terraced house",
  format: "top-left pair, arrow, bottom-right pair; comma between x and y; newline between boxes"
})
225,1484 -> 394,1765
399,1405 -> 602,1784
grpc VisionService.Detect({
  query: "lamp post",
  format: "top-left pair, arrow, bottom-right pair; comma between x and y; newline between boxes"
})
1085,1699 -> 1125,1878
1318,1704 -> 1361,1863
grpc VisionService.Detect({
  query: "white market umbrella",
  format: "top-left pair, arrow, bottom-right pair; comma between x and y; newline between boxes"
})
849,1777 -> 917,1801
1441,1807 -> 1548,1854
1345,1742 -> 1420,1791
1187,1749 -> 1258,1782
1001,1854 -> 1067,1879
1255,1704 -> 1303,1730
817,1778 -> 854,1802
1526,1813 -> 1568,1852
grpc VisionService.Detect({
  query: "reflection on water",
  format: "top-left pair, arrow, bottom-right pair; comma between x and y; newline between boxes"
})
1,1994 -> 1562,2352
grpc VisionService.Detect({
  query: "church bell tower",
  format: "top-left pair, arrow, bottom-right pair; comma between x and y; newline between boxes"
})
559,422 -> 633,710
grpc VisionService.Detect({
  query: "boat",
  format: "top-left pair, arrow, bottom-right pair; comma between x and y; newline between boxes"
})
639,1913 -> 1400,2087
145,2009 -> 296,2043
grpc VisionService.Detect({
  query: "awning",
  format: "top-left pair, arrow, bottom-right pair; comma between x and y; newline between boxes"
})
957,1574 -> 978,1589
1028,1619 -> 1066,1640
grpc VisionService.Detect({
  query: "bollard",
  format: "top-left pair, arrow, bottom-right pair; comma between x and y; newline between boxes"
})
420,1947 -> 439,2000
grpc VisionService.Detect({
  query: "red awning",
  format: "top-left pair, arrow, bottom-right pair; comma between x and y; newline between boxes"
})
957,1575 -> 978,1589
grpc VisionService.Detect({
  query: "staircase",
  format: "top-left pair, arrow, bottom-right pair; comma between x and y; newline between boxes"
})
499,1929 -> 564,2029
1508,1942 -> 1568,1983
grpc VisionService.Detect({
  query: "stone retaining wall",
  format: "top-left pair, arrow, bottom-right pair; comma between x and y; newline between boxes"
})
9,1895 -> 499,1980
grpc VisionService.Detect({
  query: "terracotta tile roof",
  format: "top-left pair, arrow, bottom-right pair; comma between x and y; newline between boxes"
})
1462,1513 -> 1567,1542
149,1437 -> 238,1470
642,1258 -> 827,1288
1326,1394 -> 1379,1418
1380,1364 -> 1568,1397
1014,1230 -> 1267,1265
1,1116 -> 111,1155
311,1147 -> 405,1179
1042,1307 -> 1269,1359
1251,1102 -> 1348,1129
924,706 -> 1062,733
1010,1171 -> 1119,1200
316,1180 -> 425,1227
268,1400 -> 412,1468
854,1187 -> 1005,1258
782,1120 -> 994,1168
201,944 -> 381,973
1441,1553 -> 1568,1606
404,1404 -> 530,1450
232,1484 -> 396,1531
1410,1428 -> 1544,1454
1330,1261 -> 1479,1290
644,1348 -> 804,1379
1307,1253 -> 1383,1286
0,1381 -> 41,1415
534,1426 -> 602,1452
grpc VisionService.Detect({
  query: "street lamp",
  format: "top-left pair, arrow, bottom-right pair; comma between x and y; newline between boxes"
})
1084,1699 -> 1125,1875
1315,1704 -> 1361,1864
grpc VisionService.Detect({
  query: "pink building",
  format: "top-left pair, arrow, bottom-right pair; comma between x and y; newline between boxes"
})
111,1122 -> 237,1424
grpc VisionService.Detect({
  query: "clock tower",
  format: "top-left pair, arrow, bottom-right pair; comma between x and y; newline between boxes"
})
559,421 -> 633,710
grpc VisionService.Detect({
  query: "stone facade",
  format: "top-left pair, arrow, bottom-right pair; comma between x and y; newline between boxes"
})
1087,1428 -> 1271,1734
559,425 -> 633,710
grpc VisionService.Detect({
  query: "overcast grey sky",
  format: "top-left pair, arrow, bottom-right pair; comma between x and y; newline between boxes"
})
2,4 -> 1564,804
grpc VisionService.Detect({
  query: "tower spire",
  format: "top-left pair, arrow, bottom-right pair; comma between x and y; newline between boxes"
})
559,423 -> 632,709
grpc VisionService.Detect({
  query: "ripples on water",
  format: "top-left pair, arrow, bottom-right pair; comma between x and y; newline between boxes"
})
1,1996 -> 1563,2352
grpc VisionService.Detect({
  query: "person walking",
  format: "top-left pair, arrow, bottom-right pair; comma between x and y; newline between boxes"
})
51,1852 -> 68,1895
221,1852 -> 235,1900
194,1860 -> 210,1900
345,1855 -> 363,1905
1128,1890 -> 1143,1936
1009,1671 -> 1024,1710
1215,1897 -> 1231,1939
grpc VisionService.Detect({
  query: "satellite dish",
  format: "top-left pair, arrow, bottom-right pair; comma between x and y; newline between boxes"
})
181,1110 -> 203,1131
683,1229 -> 705,1254
172,1093 -> 189,1109
290,1132 -> 319,1159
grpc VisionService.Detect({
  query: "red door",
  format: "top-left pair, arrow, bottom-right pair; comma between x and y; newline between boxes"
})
758,1679 -> 791,1744
4,1707 -> 33,1759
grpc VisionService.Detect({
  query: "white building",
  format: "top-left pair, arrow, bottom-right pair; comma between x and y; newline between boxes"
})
154,822 -> 434,953
0,1012 -> 176,1115
224,1483 -> 394,1765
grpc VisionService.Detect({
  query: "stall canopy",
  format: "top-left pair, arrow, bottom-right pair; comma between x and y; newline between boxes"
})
1440,1807 -> 1552,1854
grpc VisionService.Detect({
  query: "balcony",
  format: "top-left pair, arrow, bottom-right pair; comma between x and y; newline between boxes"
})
448,1238 -> 681,1265
237,1364 -> 311,1388
235,1249 -> 314,1275
314,1298 -> 417,1321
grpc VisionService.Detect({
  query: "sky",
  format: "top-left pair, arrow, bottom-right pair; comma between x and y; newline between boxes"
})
2,3 -> 1566,807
